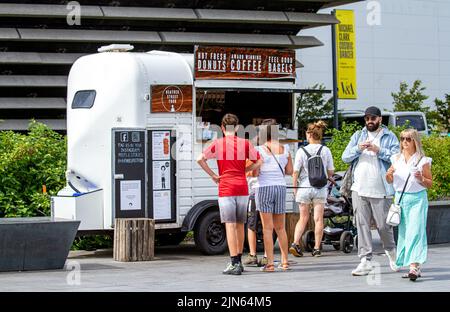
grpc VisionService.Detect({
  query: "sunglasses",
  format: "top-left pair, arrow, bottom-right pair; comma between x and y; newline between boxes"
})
364,116 -> 378,122
400,136 -> 412,142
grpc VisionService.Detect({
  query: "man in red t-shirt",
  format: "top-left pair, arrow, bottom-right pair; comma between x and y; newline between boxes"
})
197,114 -> 262,275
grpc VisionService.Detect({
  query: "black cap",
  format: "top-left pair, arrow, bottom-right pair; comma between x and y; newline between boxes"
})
364,106 -> 381,117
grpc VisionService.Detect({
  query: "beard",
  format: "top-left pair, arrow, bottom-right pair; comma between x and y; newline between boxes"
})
366,120 -> 381,132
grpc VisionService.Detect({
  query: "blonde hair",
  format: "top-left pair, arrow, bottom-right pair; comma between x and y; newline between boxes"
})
306,120 -> 327,141
400,128 -> 425,158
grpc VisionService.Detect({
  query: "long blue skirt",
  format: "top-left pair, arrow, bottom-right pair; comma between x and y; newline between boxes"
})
395,190 -> 428,267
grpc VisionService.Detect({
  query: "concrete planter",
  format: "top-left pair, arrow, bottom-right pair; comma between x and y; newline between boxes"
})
394,200 -> 450,245
0,217 -> 80,272
427,200 -> 450,244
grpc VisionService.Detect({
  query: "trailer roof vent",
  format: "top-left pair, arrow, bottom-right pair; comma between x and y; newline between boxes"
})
98,44 -> 134,53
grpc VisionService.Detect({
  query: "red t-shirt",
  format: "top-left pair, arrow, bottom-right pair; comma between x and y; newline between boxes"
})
203,135 -> 260,197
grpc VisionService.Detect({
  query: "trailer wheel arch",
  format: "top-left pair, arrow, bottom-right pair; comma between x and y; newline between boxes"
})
181,200 -> 219,232
182,200 -> 228,255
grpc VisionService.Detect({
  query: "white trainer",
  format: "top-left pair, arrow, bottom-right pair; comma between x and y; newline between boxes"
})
385,249 -> 399,272
351,258 -> 373,276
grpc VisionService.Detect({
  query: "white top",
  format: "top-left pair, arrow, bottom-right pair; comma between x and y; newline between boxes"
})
256,144 -> 290,187
390,152 -> 432,194
351,129 -> 386,198
293,144 -> 334,188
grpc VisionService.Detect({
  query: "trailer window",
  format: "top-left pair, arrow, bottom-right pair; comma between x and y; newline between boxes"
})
72,90 -> 96,109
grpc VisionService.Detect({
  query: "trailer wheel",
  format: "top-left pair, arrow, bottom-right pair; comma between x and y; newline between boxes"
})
194,210 -> 227,255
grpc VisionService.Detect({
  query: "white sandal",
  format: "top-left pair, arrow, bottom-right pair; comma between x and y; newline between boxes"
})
403,266 -> 421,281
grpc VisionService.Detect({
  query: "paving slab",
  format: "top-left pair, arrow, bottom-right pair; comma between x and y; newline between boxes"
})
0,237 -> 449,292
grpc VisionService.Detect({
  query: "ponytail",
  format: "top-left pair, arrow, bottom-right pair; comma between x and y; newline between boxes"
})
306,120 -> 327,141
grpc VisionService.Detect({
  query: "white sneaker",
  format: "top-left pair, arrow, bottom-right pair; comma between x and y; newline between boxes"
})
385,249 -> 399,272
351,258 -> 373,276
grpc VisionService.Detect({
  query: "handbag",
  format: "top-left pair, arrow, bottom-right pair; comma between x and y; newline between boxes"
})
386,202 -> 401,226
386,156 -> 423,226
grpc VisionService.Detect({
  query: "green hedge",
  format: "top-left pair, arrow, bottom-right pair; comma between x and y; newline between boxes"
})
326,123 -> 450,201
421,135 -> 450,200
0,121 -> 66,217
0,122 -> 114,250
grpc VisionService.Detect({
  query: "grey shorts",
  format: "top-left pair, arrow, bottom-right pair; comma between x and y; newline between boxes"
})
255,185 -> 287,214
218,196 -> 249,223
295,187 -> 327,205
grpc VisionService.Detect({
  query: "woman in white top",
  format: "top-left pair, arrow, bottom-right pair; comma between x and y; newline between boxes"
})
290,121 -> 335,258
386,129 -> 432,281
253,119 -> 293,272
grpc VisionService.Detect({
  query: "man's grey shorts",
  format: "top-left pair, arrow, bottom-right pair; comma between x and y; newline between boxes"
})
218,196 -> 249,223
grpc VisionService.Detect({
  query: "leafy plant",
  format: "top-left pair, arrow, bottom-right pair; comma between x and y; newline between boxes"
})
0,121 -> 66,217
72,235 -> 114,251
392,80 -> 429,112
391,80 -> 443,130
433,94 -> 450,133
325,121 -> 361,171
295,84 -> 333,139
421,135 -> 450,201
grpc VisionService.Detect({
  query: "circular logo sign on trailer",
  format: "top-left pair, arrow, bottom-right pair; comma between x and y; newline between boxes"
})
162,86 -> 184,112
151,85 -> 193,113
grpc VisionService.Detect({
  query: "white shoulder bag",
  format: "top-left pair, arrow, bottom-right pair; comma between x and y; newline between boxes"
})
386,156 -> 423,226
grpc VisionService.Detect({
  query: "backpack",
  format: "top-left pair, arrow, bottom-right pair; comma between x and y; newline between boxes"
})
300,145 -> 328,188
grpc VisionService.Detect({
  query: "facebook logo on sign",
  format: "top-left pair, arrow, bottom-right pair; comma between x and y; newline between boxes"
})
120,132 -> 129,142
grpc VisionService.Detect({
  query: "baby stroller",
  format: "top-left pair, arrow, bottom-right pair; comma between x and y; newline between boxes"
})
301,173 -> 357,253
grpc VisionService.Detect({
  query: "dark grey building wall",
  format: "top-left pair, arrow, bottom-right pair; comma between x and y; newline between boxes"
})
0,0 -> 361,130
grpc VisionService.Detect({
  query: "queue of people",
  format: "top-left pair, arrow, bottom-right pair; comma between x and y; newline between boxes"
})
197,107 -> 432,281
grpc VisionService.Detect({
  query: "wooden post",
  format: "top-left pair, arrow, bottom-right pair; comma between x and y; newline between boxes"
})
114,218 -> 155,262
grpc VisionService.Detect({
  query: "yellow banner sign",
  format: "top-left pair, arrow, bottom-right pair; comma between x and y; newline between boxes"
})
335,10 -> 357,99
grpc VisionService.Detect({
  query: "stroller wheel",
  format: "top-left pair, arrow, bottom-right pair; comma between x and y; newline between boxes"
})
340,231 -> 354,253
302,230 -> 314,252
332,244 -> 341,251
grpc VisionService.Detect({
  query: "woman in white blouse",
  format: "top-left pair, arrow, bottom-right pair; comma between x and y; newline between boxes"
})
386,129 -> 433,281
254,119 -> 293,272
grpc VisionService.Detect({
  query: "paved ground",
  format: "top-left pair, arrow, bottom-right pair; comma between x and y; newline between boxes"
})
1,233 -> 449,292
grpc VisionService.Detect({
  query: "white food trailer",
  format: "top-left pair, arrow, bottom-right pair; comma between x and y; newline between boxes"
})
52,44 -> 301,254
